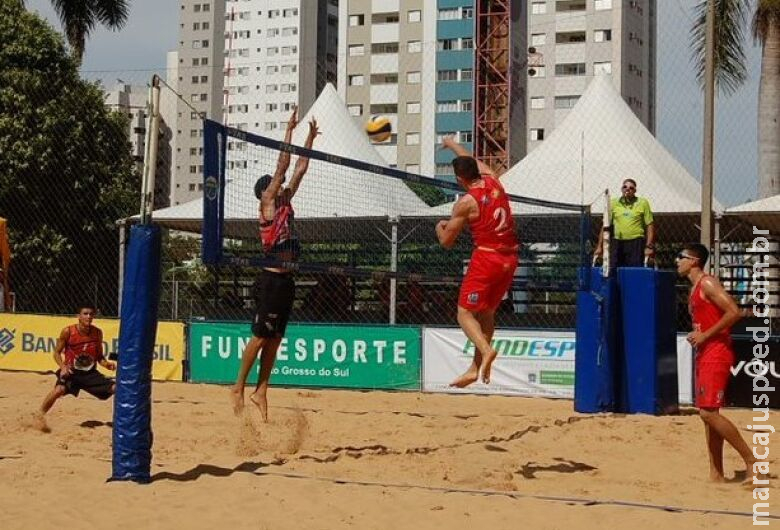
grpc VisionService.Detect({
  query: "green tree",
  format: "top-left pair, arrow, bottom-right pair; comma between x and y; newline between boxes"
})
691,0 -> 780,198
20,0 -> 130,65
0,0 -> 140,314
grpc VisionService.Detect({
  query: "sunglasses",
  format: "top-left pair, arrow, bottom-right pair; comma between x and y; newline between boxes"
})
676,252 -> 697,261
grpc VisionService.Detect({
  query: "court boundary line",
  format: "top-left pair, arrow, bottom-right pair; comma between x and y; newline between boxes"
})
252,468 -> 779,520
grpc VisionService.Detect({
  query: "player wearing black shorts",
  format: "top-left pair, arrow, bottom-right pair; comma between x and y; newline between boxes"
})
36,304 -> 115,429
231,108 -> 320,422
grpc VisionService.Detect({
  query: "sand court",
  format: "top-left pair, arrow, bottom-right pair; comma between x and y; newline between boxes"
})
1,370 -> 777,529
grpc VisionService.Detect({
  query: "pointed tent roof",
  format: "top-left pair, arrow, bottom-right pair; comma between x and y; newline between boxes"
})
725,194 -> 780,233
500,75 -> 721,214
147,83 -> 428,232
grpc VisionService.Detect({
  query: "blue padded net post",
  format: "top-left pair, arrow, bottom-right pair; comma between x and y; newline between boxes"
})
111,224 -> 162,483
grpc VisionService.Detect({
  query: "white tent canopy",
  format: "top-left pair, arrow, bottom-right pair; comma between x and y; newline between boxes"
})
500,74 -> 721,214
725,194 -> 780,233
146,83 -> 429,231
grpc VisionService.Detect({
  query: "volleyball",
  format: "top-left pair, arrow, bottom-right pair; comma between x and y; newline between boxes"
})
365,115 -> 392,142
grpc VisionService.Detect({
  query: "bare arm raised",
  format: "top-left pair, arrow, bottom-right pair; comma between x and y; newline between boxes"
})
436,195 -> 476,249
441,135 -> 495,177
287,118 -> 320,199
261,107 -> 298,215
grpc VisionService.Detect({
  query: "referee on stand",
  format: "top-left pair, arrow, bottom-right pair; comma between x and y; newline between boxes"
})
594,178 -> 656,267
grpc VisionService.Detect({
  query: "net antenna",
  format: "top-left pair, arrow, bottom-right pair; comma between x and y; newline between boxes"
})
140,75 -> 161,225
601,189 -> 611,277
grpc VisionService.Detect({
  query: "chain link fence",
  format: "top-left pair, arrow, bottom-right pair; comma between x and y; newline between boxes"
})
2,0 -> 777,327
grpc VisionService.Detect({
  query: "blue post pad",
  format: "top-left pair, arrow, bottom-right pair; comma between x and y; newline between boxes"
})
111,224 -> 162,483
575,267 -> 620,413
617,268 -> 678,415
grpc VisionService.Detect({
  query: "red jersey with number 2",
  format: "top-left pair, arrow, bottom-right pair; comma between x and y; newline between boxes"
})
467,175 -> 518,251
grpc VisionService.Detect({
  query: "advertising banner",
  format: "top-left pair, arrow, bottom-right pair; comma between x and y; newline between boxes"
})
189,322 -> 421,390
423,328 -> 576,397
0,313 -> 184,381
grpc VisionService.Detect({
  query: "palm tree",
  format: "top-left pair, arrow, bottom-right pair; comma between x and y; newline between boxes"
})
691,0 -> 780,199
22,0 -> 130,65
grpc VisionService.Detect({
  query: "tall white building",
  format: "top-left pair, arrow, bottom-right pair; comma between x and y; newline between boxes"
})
105,83 -> 172,208
527,0 -> 656,151
169,0 -> 338,205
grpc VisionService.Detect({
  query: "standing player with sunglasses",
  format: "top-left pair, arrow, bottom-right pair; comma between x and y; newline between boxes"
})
594,178 -> 656,267
677,243 -> 758,483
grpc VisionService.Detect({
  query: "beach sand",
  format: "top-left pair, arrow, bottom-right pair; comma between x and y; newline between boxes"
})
0,370 -> 775,529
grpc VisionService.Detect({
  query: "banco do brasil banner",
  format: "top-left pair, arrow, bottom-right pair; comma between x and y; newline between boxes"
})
0,313 -> 184,381
189,321 -> 421,390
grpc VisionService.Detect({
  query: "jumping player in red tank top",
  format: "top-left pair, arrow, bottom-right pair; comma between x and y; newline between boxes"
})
232,108 -> 320,422
678,243 -> 758,484
436,135 -> 518,388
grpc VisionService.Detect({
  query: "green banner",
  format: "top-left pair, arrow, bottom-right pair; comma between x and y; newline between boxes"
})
189,322 -> 421,390
540,370 -> 575,386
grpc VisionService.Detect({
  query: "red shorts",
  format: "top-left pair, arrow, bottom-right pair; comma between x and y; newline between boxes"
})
695,341 -> 735,409
458,249 -> 518,313
695,362 -> 732,409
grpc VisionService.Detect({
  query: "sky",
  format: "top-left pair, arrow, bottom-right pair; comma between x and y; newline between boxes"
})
25,0 -> 763,206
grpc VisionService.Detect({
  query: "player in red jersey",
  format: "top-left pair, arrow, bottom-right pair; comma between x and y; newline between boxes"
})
678,243 -> 757,483
231,107 -> 319,421
436,136 -> 518,388
35,304 -> 115,430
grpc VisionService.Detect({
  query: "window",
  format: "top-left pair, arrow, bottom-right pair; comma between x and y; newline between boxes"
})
267,65 -> 279,74
406,102 -> 421,114
202,3 -> 209,12
438,8 -> 458,20
438,69 -> 458,81
370,103 -> 397,114
193,4 -> 200,12
349,14 -> 364,26
406,71 -> 421,84
531,34 -> 546,47
437,100 -> 458,113
281,64 -> 297,74
267,47 -> 279,56
189,183 -> 196,191
529,65 -> 546,77
348,74 -> 364,86
554,95 -> 580,109
372,12 -> 399,24
460,100 -> 472,111
460,131 -> 473,143
530,96 -> 545,109
280,83 -> 296,93
200,75 -> 208,83
435,163 -> 452,174
371,42 -> 399,54
268,9 -> 280,18
348,104 -> 363,116
267,28 -> 279,37
462,7 -> 473,18
462,38 -> 474,50
189,165 -> 197,174
266,84 -> 278,93
408,10 -> 421,22
282,27 -> 297,36
531,2 -> 547,15
192,58 -> 200,66
594,61 -> 612,75
192,40 -> 201,49
265,122 -> 277,131
348,44 -> 365,56
193,22 -> 200,30
555,62 -> 586,76
530,128 -> 545,141
595,0 -> 613,10
556,31 -> 586,44
405,132 -> 420,145
437,38 -> 457,51
407,40 -> 422,53
203,22 -> 209,30
556,0 -> 586,12
283,8 -> 298,17
594,29 -> 612,42
201,39 -> 209,48
281,46 -> 297,56
266,103 -> 278,112
201,57 -> 208,66
191,75 -> 199,84
460,68 -> 473,80
370,73 -> 398,85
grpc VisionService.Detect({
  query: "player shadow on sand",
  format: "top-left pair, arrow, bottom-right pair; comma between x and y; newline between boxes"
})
79,420 -> 113,429
518,458 -> 598,479
150,459 -> 285,482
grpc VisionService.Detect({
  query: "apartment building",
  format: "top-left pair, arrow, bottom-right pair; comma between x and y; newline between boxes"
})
105,83 -> 172,208
338,0 -> 436,175
170,0 -> 338,206
171,0 -> 226,205
527,0 -> 656,151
